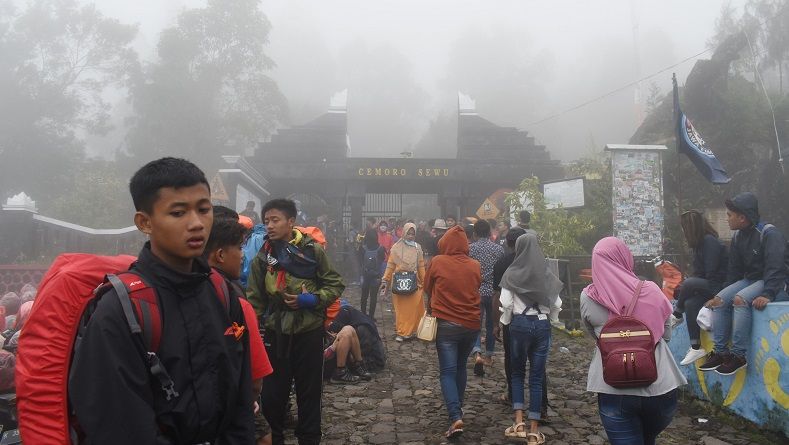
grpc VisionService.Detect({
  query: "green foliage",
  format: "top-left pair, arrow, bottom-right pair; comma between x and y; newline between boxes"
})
566,153 -> 614,252
46,159 -> 133,228
124,0 -> 286,172
0,0 -> 138,204
505,177 -> 595,257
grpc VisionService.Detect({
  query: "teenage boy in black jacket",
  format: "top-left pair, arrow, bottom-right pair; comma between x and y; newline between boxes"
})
69,157 -> 254,444
700,192 -> 789,375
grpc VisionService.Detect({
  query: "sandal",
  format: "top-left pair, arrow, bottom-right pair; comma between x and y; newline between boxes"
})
504,422 -> 528,438
445,419 -> 464,439
527,431 -> 546,444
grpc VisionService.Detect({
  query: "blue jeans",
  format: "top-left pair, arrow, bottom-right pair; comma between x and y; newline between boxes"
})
713,279 -> 764,358
509,314 -> 551,420
598,390 -> 678,445
472,295 -> 495,357
436,324 -> 479,422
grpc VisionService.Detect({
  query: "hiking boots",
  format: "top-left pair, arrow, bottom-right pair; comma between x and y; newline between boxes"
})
716,354 -> 747,375
350,361 -> 373,381
698,351 -> 727,371
330,367 -> 360,384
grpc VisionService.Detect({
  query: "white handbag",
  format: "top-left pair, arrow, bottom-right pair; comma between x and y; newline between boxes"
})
416,314 -> 437,342
696,307 -> 713,331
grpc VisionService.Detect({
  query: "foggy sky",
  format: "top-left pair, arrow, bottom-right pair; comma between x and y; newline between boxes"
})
92,0 -> 746,161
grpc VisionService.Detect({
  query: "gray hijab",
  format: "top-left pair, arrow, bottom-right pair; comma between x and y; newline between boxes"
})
499,233 -> 562,308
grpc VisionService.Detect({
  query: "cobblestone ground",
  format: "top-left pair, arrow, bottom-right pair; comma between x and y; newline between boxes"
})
289,286 -> 786,444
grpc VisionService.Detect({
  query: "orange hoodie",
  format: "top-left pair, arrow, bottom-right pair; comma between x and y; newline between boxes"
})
424,226 -> 481,330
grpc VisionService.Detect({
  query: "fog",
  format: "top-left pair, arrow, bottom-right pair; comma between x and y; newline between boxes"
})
76,1 -> 744,160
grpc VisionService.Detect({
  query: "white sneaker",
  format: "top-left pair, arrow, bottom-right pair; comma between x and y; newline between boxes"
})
680,347 -> 707,365
394,335 -> 404,342
670,314 -> 683,330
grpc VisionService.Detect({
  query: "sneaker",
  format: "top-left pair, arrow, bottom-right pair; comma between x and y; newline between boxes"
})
680,347 -> 707,366
330,367 -> 360,384
350,361 -> 373,381
716,354 -> 747,375
394,335 -> 404,342
698,351 -> 727,371
670,314 -> 683,330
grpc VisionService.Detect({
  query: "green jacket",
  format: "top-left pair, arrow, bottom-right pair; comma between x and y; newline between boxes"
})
246,230 -> 345,335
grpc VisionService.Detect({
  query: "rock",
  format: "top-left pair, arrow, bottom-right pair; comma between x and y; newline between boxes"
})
700,437 -> 733,445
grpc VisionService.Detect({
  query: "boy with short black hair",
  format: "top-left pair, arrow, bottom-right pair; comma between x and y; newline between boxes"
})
247,198 -> 345,445
69,157 -> 254,444
700,192 -> 789,375
205,215 -> 274,445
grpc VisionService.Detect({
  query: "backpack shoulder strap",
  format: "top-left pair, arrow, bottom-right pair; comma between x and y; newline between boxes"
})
208,269 -> 231,315
623,280 -> 645,317
105,272 -> 179,401
111,272 -> 162,353
760,224 -> 776,244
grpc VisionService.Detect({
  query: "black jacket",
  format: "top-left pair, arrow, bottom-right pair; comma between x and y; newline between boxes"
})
69,243 -> 254,444
726,193 -> 788,300
692,234 -> 727,290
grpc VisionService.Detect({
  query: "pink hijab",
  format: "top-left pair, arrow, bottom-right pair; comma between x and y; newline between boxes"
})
583,237 -> 672,341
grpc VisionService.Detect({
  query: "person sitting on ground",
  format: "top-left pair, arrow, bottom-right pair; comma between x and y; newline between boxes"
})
581,237 -> 686,445
699,192 -> 789,375
358,228 -> 386,319
499,232 -> 562,443
424,225 -> 481,439
380,222 -> 426,342
204,215 -> 275,445
324,324 -> 373,384
328,303 -> 386,372
469,219 -> 504,376
673,210 -> 727,366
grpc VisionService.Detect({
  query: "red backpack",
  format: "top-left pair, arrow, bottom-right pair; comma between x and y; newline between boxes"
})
596,281 -> 658,388
15,253 -> 230,445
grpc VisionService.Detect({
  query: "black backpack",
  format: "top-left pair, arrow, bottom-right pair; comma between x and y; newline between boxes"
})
363,247 -> 380,276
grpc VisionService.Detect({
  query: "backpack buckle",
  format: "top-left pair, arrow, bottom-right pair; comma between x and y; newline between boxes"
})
147,352 -> 180,401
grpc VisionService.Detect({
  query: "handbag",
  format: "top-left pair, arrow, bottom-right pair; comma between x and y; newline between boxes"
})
416,313 -> 437,342
392,271 -> 418,295
696,306 -> 713,331
597,281 -> 658,389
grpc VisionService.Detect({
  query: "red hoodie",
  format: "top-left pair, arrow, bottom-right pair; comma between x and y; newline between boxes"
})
424,226 -> 481,330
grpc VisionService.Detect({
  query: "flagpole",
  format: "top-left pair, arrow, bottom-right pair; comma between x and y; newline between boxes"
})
673,73 -> 684,268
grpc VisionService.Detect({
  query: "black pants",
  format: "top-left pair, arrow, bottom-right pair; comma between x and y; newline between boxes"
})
261,327 -> 325,445
503,324 -> 548,410
675,277 -> 716,345
360,274 -> 380,318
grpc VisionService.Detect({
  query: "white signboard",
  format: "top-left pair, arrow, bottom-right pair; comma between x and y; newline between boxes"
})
543,178 -> 585,209
611,150 -> 664,256
235,184 -> 262,215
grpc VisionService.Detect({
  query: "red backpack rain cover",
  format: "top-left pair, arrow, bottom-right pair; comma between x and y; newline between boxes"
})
15,253 -> 136,444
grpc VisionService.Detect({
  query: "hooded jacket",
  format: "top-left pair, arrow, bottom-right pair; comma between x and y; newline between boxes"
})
726,192 -> 788,300
424,226 -> 481,330
69,243 -> 254,445
246,230 -> 345,335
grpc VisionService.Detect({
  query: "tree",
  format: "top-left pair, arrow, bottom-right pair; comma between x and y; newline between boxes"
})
505,177 -> 595,257
0,0 -> 138,205
124,0 -> 287,172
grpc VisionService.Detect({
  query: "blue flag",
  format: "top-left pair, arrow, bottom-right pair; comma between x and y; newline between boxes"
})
673,75 -> 731,184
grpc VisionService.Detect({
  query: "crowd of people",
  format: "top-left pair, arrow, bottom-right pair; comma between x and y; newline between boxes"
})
6,157 -> 788,445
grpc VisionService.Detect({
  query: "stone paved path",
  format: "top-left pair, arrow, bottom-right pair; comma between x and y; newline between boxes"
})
287,286 -> 785,444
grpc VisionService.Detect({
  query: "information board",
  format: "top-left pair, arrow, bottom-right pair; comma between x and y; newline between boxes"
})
543,178 -> 585,209
611,150 -> 664,256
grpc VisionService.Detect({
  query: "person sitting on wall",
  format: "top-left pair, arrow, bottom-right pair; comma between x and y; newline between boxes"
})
699,192 -> 788,376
